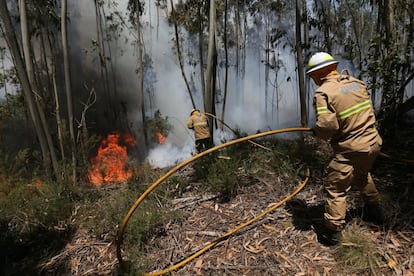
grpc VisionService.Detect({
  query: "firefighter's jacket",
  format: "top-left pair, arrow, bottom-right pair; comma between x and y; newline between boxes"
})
187,113 -> 211,140
313,72 -> 382,153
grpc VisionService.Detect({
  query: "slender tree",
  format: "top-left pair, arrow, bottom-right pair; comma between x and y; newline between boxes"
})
0,0 -> 50,172
296,0 -> 307,126
19,0 -> 60,178
206,0 -> 217,137
127,0 -> 149,148
62,0 -> 76,183
169,0 -> 195,108
197,3 -> 206,101
220,0 -> 228,130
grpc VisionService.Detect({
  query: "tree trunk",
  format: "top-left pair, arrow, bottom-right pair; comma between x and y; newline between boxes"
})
137,8 -> 148,151
52,62 -> 65,163
234,0 -> 240,103
220,0 -> 228,131
170,0 -> 195,108
384,0 -> 394,46
94,1 -> 112,120
62,0 -> 77,183
398,95 -> 414,116
19,0 -> 60,179
206,0 -> 217,137
240,0 -> 247,102
0,0 -> 51,172
198,5 -> 206,102
21,0 -> 61,179
396,72 -> 414,115
296,0 -> 307,126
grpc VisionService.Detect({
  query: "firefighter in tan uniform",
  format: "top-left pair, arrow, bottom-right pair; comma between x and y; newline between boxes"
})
307,52 -> 384,245
187,109 -> 212,154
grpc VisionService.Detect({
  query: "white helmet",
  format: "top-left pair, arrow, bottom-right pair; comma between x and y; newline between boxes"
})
190,108 -> 199,116
306,52 -> 338,74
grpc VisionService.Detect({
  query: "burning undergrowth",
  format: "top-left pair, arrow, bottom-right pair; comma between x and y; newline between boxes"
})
1,125 -> 413,275
87,131 -> 137,186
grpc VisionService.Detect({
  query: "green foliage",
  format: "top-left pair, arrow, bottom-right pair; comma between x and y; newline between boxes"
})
78,185 -> 174,243
76,132 -> 101,173
0,179 -> 74,276
206,152 -> 243,202
0,148 -> 32,177
0,180 -> 73,234
127,0 -> 145,25
144,110 -> 172,146
194,137 -> 309,201
164,174 -> 190,198
268,137 -> 329,178
0,66 -> 19,93
173,0 -> 208,34
0,92 -> 26,120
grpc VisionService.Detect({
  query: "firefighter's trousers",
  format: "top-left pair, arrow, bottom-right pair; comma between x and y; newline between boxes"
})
195,137 -> 212,154
324,141 -> 381,231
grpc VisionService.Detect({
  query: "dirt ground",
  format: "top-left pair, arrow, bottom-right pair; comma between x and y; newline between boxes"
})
41,120 -> 414,276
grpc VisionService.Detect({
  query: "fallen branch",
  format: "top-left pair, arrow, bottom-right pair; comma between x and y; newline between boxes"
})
172,194 -> 218,210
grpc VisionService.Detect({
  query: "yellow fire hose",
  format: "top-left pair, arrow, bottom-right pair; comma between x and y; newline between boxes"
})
116,126 -> 413,275
145,168 -> 310,276
116,127 -> 312,273
204,112 -> 274,152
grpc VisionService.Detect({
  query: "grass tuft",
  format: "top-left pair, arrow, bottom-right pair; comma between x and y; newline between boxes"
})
335,223 -> 380,270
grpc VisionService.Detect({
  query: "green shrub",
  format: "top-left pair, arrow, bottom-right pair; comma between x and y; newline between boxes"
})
0,179 -> 74,275
0,180 -> 73,234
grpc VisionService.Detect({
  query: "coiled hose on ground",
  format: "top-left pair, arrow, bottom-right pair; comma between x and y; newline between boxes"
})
116,127 -> 312,274
115,126 -> 413,275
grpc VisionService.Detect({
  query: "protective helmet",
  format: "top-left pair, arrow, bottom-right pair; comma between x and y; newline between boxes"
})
190,108 -> 199,116
306,52 -> 338,74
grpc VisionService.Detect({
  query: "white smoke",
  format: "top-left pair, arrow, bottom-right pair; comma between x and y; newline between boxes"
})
146,139 -> 194,169
70,1 -> 304,169
138,1 -> 302,168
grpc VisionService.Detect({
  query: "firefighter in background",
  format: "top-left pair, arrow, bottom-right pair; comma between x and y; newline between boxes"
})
307,52 -> 384,245
187,108 -> 212,154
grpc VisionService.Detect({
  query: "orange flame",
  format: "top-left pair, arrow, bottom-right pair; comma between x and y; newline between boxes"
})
156,131 -> 166,144
88,132 -> 135,186
123,132 -> 137,147
34,179 -> 42,189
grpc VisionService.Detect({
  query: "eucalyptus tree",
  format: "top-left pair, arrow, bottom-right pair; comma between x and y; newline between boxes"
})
248,0 -> 293,126
92,0 -> 122,122
337,1 -> 375,74
172,0 -> 209,107
206,0 -> 217,132
307,0 -> 414,132
155,0 -> 168,38
31,0 -> 69,177
361,0 -> 414,129
61,0 -> 76,183
220,0 -> 229,130
20,0 -> 58,176
169,0 -> 196,108
127,0 -> 149,148
296,0 -> 307,127
0,0 -> 64,179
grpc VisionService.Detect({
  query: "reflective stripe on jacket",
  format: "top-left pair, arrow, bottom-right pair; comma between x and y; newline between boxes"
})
187,113 -> 211,140
313,72 -> 382,153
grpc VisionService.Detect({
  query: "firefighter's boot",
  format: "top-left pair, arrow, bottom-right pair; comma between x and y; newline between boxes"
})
363,204 -> 385,225
315,223 -> 342,246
